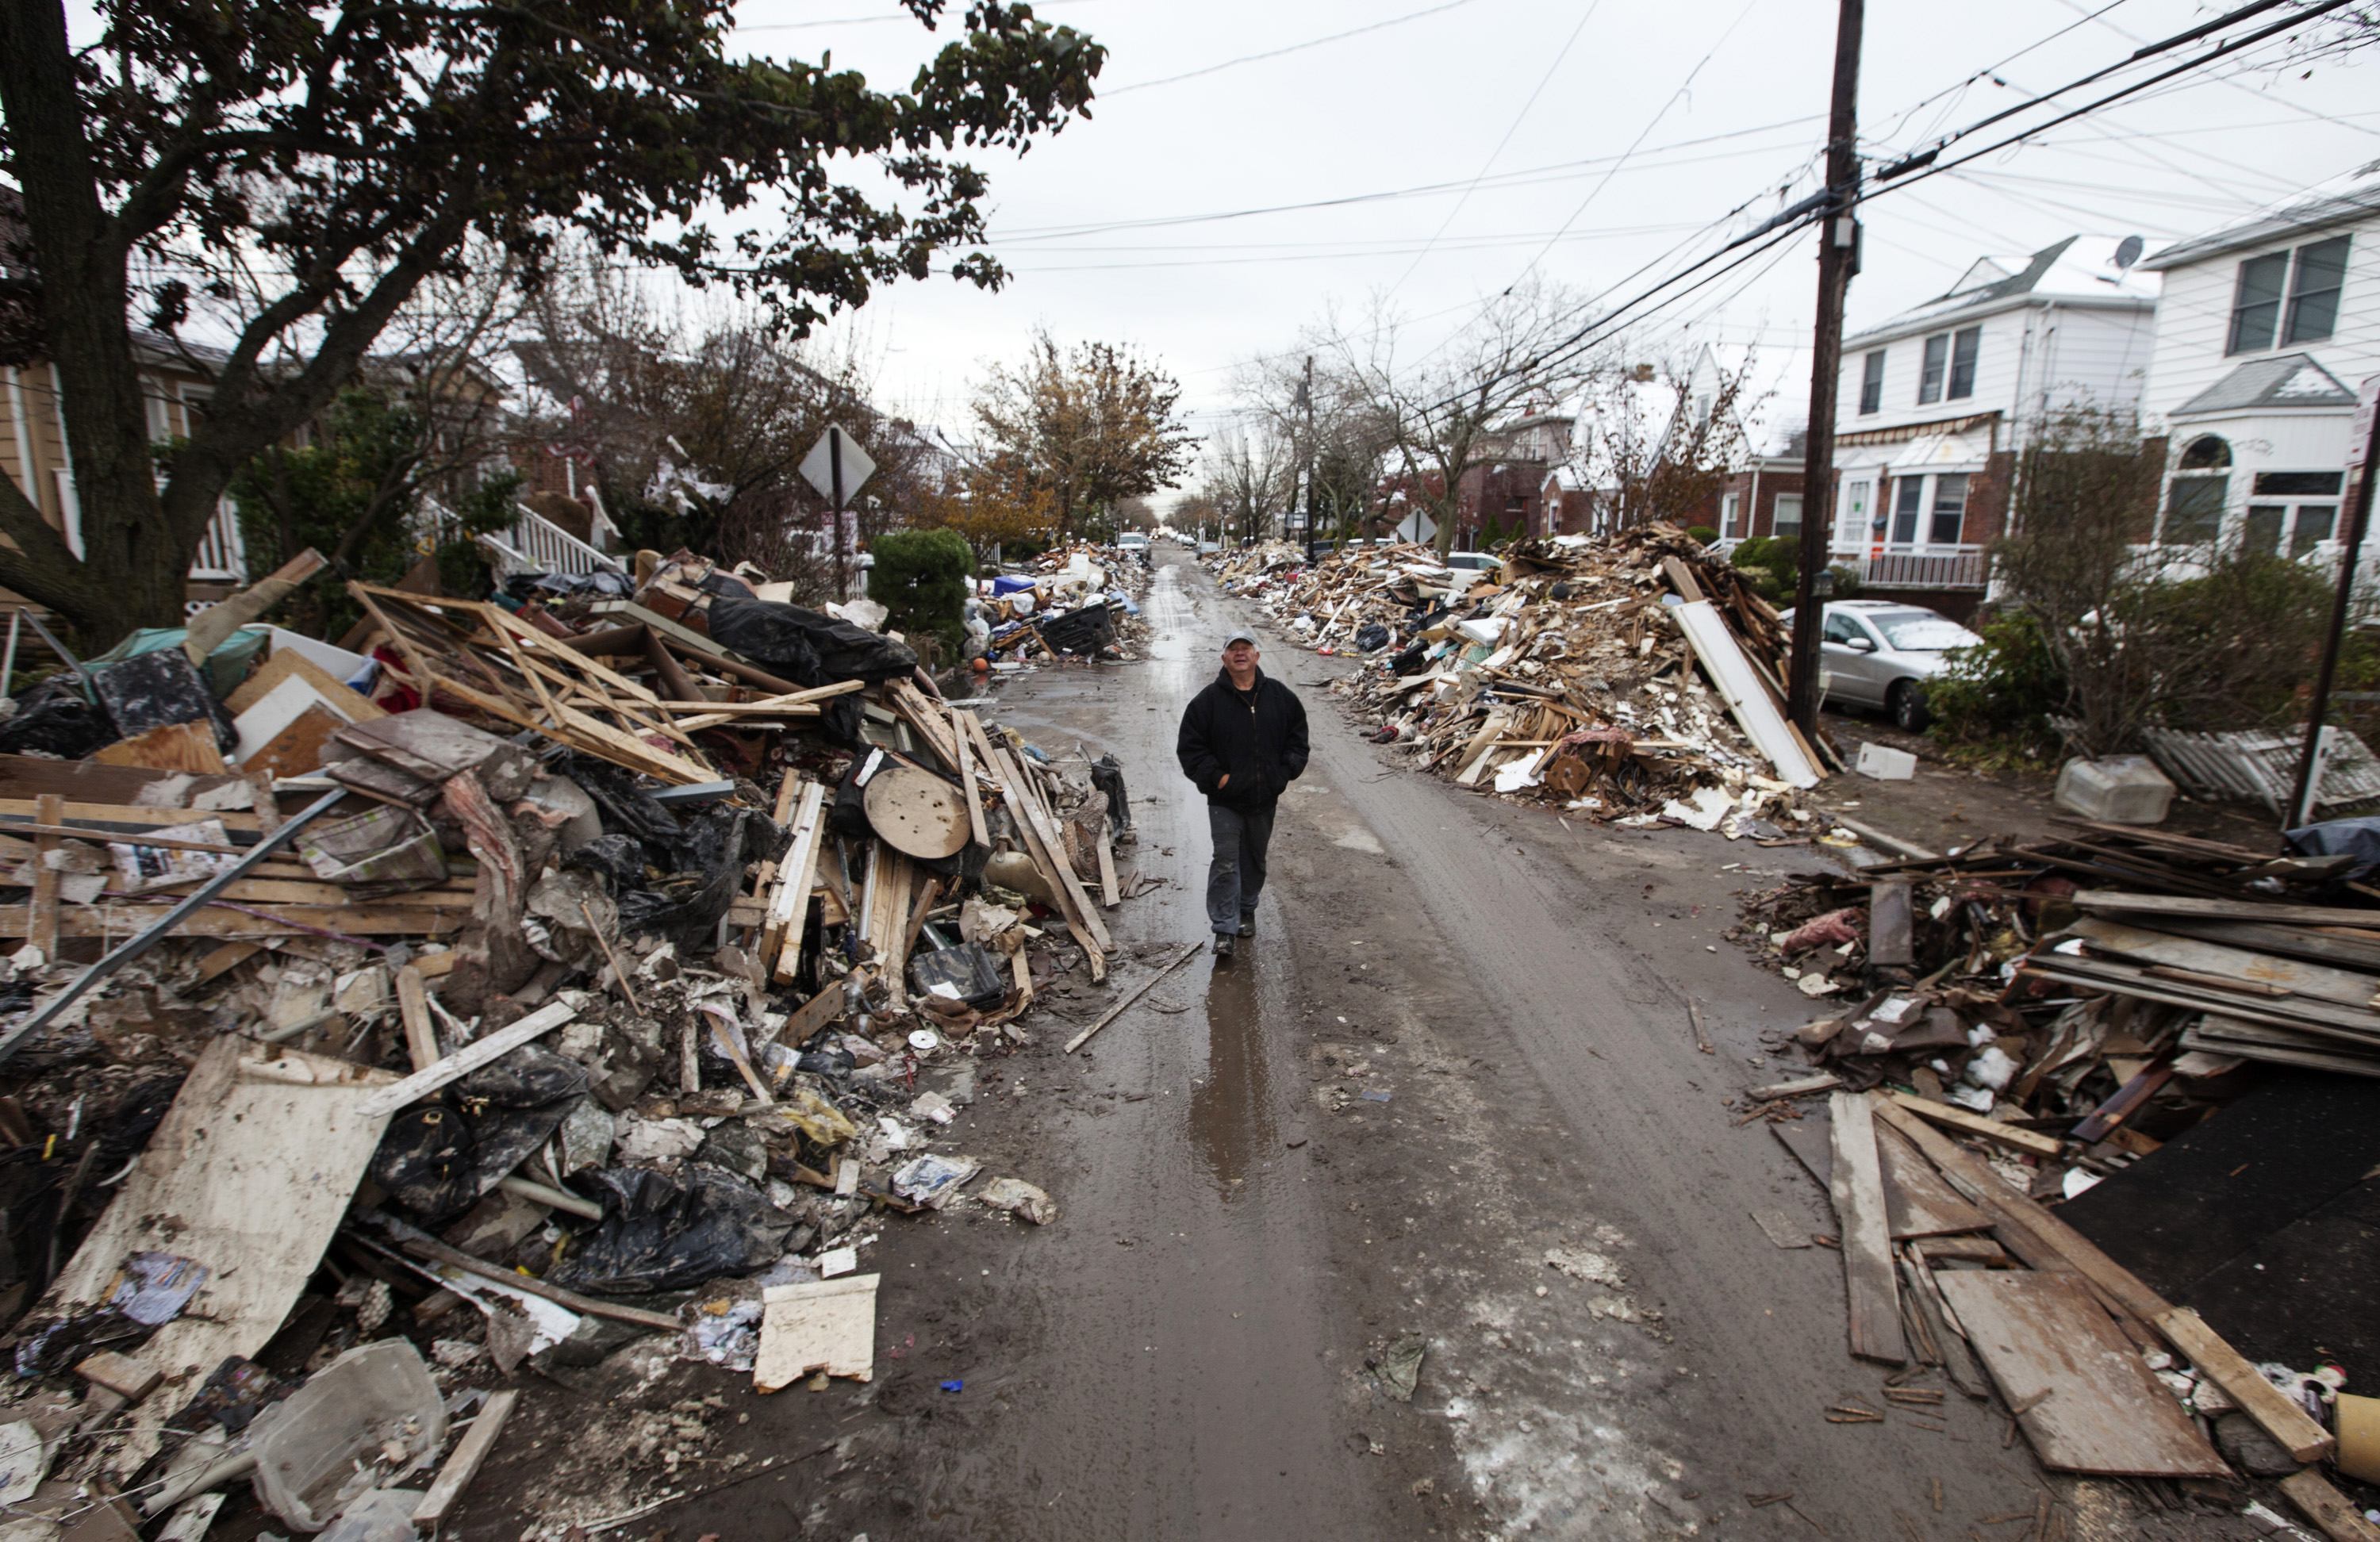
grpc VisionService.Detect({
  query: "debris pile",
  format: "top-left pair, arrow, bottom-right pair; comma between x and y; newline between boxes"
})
971,542 -> 1150,669
0,543 -> 1128,1536
1223,528 -> 1826,827
1733,817 -> 2380,1528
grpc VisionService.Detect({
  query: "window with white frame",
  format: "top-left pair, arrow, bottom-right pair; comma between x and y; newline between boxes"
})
2227,236 -> 2351,354
1859,351 -> 1885,415
2244,470 -> 2345,558
1928,474 -> 1971,546
1772,493 -> 1802,541
1888,477 -> 1925,543
1721,492 -> 1741,538
2161,435 -> 2231,543
1915,327 -> 1981,405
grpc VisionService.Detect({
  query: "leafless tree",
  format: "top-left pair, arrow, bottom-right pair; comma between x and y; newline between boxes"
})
1312,278 -> 1594,555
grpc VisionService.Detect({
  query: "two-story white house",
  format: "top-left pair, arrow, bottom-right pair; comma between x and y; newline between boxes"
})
2136,160 -> 2379,562
1828,235 -> 2160,616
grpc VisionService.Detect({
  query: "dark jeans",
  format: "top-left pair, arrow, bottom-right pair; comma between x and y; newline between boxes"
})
1205,802 -> 1275,935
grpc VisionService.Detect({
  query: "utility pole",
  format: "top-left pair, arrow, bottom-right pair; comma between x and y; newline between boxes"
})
1786,0 -> 1866,739
2286,374 -> 2380,829
1302,355 -> 1319,555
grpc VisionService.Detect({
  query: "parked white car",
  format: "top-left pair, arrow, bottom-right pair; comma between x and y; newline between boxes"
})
1779,600 -> 1982,731
1443,550 -> 1503,577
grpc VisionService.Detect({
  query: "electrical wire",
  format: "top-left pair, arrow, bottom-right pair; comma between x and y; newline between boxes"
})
1100,0 -> 1479,95
1383,0 -> 1604,298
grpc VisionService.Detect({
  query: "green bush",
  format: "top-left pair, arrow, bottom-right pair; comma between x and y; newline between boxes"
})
1685,525 -> 1719,547
1730,535 -> 1796,600
1926,610 -> 2067,756
867,527 -> 973,663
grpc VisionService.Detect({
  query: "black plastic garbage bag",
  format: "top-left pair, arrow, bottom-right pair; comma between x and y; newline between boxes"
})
555,753 -> 785,946
1353,623 -> 1391,653
549,1163 -> 802,1295
370,1046 -> 585,1221
1091,754 -> 1131,834
555,754 -> 686,850
1388,639 -> 1432,676
0,677 -> 113,759
707,597 -> 917,685
2286,816 -> 2380,884
1036,602 -> 1114,656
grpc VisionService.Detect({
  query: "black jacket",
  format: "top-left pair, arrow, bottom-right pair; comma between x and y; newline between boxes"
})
1177,667 -> 1310,811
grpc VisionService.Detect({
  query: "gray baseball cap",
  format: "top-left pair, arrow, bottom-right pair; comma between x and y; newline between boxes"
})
1222,627 -> 1257,649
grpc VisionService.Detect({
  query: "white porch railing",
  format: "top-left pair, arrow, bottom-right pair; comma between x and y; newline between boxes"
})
478,503 -> 624,580
1831,544 -> 1989,591
190,499 -> 248,582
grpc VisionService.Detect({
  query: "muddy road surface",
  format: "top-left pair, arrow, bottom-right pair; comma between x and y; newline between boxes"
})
462,547 -> 2244,1540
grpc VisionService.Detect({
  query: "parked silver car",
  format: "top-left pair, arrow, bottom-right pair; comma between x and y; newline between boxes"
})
1779,600 -> 1982,731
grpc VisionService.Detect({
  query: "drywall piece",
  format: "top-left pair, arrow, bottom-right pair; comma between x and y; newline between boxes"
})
754,1274 -> 878,1390
1671,600 -> 1821,788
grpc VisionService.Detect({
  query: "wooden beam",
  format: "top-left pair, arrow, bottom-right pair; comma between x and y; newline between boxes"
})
413,1389 -> 518,1528
1885,1091 -> 2064,1159
358,1001 -> 576,1118
1827,1091 -> 1907,1364
1065,941 -> 1204,1054
2278,1470 -> 2380,1542
395,962 -> 440,1072
29,793 -> 61,959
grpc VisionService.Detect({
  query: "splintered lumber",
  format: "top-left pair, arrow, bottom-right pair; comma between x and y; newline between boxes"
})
1885,1091 -> 2064,1160
93,720 -> 228,774
413,1389 -> 518,1527
764,779 -> 827,983
885,679 -> 963,769
358,1000 -> 576,1118
1875,1123 -> 1990,1239
1870,1093 -> 2335,1463
364,1212 -> 681,1331
1932,1271 -> 2229,1477
29,793 -> 60,958
1095,815 -> 1120,907
0,905 -> 462,940
1826,1091 -> 1906,1364
2278,1471 -> 2380,1542
949,698 -> 990,849
1065,941 -> 1205,1054
669,679 -> 861,733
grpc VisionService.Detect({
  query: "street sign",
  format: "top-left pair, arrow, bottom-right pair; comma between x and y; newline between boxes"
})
799,426 -> 875,506
2349,374 -> 2379,470
1394,510 -> 1437,546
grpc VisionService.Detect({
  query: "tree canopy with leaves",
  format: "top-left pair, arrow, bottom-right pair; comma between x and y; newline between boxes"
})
0,0 -> 1103,644
971,329 -> 1196,539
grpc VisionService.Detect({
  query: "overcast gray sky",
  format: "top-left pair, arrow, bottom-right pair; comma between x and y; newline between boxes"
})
727,0 -> 2380,477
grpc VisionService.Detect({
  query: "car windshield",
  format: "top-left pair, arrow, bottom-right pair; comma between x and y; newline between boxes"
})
1870,612 -> 1973,651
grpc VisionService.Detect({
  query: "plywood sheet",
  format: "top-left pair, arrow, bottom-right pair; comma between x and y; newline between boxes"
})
41,1039 -> 396,1463
1933,1270 -> 2229,1477
1877,1122 -> 1990,1238
92,721 -> 227,775
754,1273 -> 877,1390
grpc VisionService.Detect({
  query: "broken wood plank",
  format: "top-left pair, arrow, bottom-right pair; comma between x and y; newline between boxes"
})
1749,1072 -> 1841,1102
2278,1470 -> 2380,1542
1096,815 -> 1120,908
394,963 -> 440,1074
763,779 -> 827,983
0,904 -> 463,940
950,697 -> 989,850
74,1351 -> 162,1403
2154,1306 -> 2335,1464
413,1388 -> 517,1527
1886,1090 -> 2064,1160
93,720 -> 228,775
2073,890 -> 2380,930
1932,1271 -> 2229,1477
1827,1090 -> 1907,1365
1065,940 -> 1205,1054
29,793 -> 61,959
1876,1122 -> 1992,1239
357,1000 -> 576,1118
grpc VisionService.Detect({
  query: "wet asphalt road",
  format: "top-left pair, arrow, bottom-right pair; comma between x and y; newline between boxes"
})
470,546 -> 2242,1541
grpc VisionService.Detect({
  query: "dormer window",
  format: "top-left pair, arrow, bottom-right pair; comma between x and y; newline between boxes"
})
2226,236 -> 2350,354
1917,326 -> 1980,405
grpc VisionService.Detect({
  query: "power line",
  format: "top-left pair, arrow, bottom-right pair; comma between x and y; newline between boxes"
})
1383,0 -> 1605,298
1868,0 -> 2135,149
2047,0 -> 2380,137
1100,0 -> 1479,95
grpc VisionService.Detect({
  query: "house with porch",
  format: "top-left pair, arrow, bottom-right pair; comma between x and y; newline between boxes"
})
1829,234 -> 2160,617
2136,159 -> 2379,565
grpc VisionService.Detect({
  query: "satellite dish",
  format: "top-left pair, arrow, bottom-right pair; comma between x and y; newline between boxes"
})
2113,235 -> 2145,270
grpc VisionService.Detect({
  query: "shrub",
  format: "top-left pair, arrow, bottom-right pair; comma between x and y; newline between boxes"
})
867,527 -> 973,663
1926,610 -> 2067,756
1685,525 -> 1719,547
1730,535 -> 1797,600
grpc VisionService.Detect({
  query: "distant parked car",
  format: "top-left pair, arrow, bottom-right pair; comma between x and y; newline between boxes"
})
1442,550 -> 1503,577
1196,539 -> 1221,555
1777,600 -> 1982,731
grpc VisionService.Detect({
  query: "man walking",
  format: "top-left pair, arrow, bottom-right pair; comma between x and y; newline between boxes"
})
1177,627 -> 1309,958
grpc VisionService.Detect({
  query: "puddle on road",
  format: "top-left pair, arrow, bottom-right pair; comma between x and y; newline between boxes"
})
1190,955 -> 1276,1198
